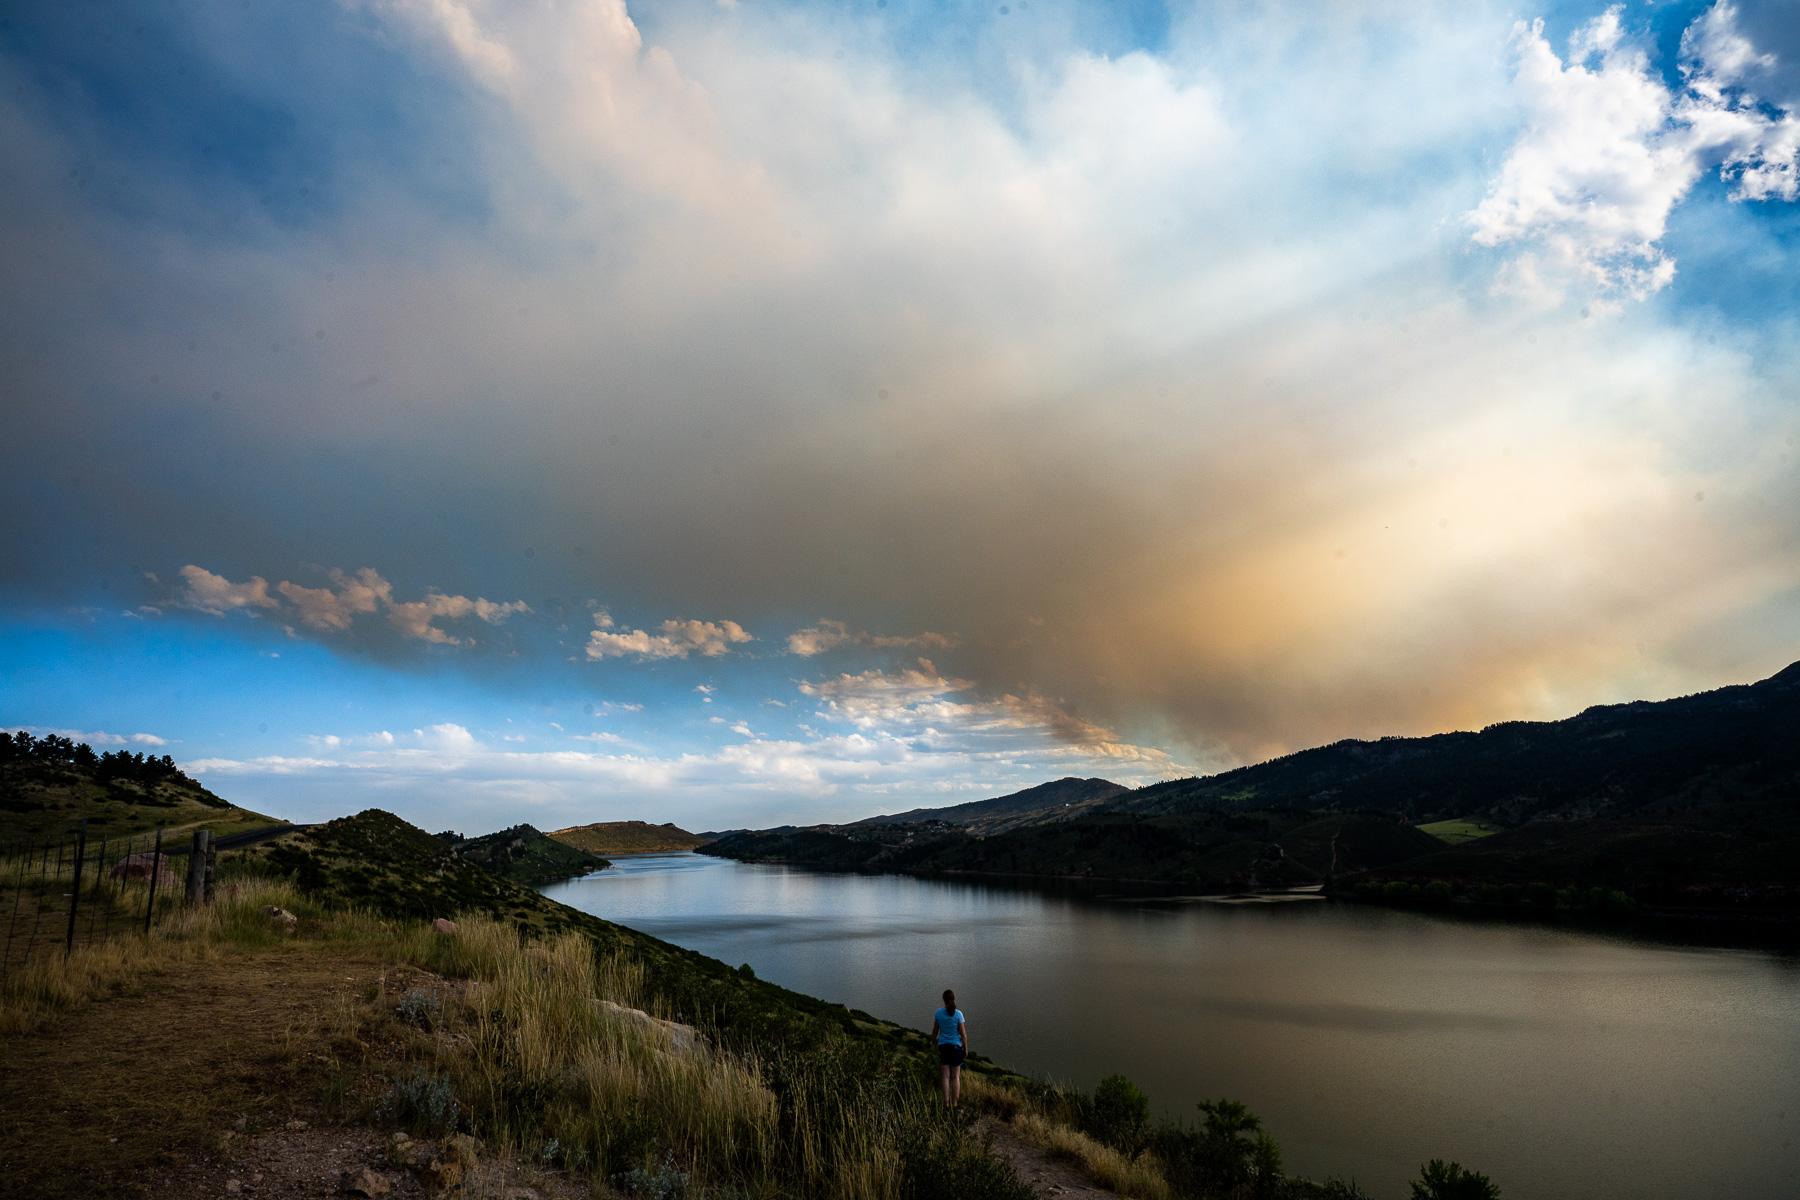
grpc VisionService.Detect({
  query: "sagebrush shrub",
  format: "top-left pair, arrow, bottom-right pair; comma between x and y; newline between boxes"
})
378,1067 -> 462,1135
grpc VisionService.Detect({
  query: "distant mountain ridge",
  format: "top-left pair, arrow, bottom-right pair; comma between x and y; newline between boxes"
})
705,661 -> 1800,925
847,776 -> 1127,834
550,820 -> 710,855
1101,660 -> 1800,826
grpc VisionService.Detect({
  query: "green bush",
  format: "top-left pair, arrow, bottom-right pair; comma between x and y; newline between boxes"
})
611,1152 -> 691,1200
1289,1178 -> 1374,1199
1084,1074 -> 1151,1154
1587,887 -> 1635,914
1410,1159 -> 1501,1200
393,987 -> 441,1029
900,1121 -> 1037,1200
1154,1096 -> 1284,1199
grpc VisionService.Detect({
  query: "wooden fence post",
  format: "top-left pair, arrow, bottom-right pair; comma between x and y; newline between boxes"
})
143,826 -> 164,936
185,829 -> 211,907
65,822 -> 87,957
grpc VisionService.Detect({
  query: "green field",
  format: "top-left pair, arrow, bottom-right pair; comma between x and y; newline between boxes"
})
1418,817 -> 1505,845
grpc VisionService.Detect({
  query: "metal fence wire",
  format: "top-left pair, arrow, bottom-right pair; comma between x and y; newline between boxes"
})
0,824 -> 233,980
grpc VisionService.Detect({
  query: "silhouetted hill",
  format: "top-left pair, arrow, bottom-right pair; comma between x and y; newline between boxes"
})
847,777 -> 1126,834
1105,662 -> 1800,827
549,820 -> 710,855
706,809 -> 1438,890
436,823 -> 609,886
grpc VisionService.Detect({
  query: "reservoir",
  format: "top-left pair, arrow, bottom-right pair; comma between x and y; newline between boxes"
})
542,852 -> 1800,1200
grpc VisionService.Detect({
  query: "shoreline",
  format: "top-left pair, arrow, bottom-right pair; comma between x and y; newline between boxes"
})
690,848 -> 1800,951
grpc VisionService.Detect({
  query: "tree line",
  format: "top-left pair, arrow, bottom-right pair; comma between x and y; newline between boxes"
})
1,729 -> 196,789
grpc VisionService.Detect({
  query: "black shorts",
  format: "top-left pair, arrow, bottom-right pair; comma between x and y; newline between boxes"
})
937,1043 -> 965,1067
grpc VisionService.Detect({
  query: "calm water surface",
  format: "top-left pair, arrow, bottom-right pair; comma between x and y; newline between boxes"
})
542,853 -> 1800,1200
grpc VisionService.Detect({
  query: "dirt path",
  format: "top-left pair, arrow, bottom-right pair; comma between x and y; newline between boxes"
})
0,945 -> 378,1199
976,1116 -> 1127,1200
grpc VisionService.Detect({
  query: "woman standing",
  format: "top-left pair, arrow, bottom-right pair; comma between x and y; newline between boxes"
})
929,988 -> 968,1109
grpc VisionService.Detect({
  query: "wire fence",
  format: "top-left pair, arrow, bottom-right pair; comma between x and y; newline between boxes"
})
0,824 -> 238,981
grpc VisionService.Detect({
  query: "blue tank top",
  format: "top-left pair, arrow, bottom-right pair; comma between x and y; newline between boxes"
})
934,1007 -> 964,1045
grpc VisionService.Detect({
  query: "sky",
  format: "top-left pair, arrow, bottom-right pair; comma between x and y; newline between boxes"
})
2,0 -> 1798,835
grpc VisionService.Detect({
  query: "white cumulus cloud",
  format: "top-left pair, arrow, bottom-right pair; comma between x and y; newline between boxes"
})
177,565 -> 280,615
174,564 -> 528,646
1472,2 -> 1800,306
586,613 -> 753,660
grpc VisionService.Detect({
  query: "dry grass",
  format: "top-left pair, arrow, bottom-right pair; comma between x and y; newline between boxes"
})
960,1071 -> 1028,1119
0,877 -> 321,1033
382,916 -> 978,1199
959,1071 -> 1179,1199
1013,1110 -> 1174,1200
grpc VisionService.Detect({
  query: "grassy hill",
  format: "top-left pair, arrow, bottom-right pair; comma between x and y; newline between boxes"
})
548,819 -> 710,855
254,809 -> 929,1049
436,822 -> 609,886
0,730 -> 280,843
848,777 -> 1128,835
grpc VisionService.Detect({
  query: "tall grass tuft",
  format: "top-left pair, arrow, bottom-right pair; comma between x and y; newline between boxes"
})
1013,1110 -> 1174,1200
419,918 -> 780,1190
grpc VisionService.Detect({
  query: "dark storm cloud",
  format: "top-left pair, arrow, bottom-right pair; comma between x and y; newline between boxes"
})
3,0 -> 1799,771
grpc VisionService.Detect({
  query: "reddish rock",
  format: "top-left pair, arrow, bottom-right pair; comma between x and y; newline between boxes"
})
110,852 -> 179,889
432,918 -> 458,935
421,1154 -> 463,1193
340,1166 -> 393,1197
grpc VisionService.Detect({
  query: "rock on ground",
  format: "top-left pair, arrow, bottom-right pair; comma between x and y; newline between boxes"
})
171,1125 -> 585,1198
595,999 -> 706,1056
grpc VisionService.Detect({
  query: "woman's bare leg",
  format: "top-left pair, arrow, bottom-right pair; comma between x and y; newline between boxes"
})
940,1064 -> 952,1107
950,1065 -> 961,1109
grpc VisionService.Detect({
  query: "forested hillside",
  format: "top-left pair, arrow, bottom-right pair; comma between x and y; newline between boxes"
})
1107,662 -> 1800,826
0,730 -> 277,841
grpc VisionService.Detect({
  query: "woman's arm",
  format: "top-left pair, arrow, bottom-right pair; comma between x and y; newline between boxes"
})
958,1017 -> 968,1055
